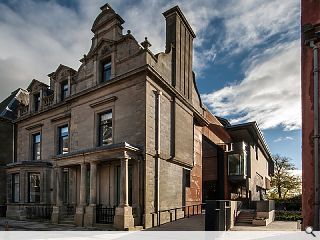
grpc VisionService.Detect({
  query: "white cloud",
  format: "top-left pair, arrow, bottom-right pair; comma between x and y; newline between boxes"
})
0,0 -> 300,132
274,136 -> 294,143
202,40 -> 301,131
220,0 -> 300,54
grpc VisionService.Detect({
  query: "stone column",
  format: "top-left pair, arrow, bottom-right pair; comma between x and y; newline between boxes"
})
79,163 -> 87,206
84,162 -> 97,227
56,168 -> 63,206
113,154 -> 134,230
120,158 -> 129,207
75,163 -> 87,226
89,162 -> 97,205
52,167 -> 63,224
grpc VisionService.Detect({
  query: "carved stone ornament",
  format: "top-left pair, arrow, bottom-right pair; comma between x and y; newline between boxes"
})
101,45 -> 111,55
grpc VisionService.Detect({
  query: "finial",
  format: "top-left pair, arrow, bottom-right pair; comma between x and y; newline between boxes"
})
141,37 -> 152,49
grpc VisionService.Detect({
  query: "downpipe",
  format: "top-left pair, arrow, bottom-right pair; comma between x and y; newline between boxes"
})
154,90 -> 162,216
310,41 -> 320,230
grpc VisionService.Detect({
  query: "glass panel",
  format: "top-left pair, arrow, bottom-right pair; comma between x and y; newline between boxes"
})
33,133 -> 41,160
29,173 -> 40,203
34,93 -> 40,111
99,111 -> 112,146
59,126 -> 69,154
61,81 -> 69,100
102,61 -> 111,82
60,126 -> 68,137
62,136 -> 69,154
228,154 -> 245,175
12,174 -> 19,203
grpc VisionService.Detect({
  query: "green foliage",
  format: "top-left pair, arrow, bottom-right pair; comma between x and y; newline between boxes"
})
269,154 -> 301,199
275,210 -> 302,221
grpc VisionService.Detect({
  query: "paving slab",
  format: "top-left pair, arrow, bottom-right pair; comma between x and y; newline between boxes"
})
231,221 -> 300,231
0,217 -> 115,231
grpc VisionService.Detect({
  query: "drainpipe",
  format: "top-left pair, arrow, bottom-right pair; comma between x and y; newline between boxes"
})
310,41 -> 320,230
154,90 -> 162,215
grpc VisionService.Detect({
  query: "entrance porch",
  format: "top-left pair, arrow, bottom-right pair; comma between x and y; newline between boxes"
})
52,142 -> 142,230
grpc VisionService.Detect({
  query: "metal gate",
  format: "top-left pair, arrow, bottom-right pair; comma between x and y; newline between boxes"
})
96,205 -> 115,224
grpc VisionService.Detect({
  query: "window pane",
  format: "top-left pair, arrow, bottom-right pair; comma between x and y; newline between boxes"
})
60,126 -> 69,137
102,61 -> 111,82
29,173 -> 40,203
61,81 -> 69,100
59,126 -> 69,154
101,125 -> 112,145
35,143 -> 41,160
34,93 -> 40,111
62,136 -> 69,154
228,154 -> 244,175
99,111 -> 112,146
12,174 -> 19,203
33,133 -> 41,160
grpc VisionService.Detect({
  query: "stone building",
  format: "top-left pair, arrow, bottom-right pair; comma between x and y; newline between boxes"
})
0,89 -> 28,206
202,117 -> 273,204
4,4 -> 273,229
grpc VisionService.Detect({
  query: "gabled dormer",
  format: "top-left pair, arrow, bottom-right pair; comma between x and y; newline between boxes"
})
26,79 -> 50,113
48,64 -> 76,104
91,3 -> 124,43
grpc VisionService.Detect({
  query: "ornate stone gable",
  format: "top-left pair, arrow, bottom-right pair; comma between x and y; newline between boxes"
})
48,64 -> 77,83
27,79 -> 48,93
91,3 -> 124,33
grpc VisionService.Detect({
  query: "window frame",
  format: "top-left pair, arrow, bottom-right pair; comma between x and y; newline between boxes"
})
101,57 -> 112,82
183,168 -> 191,188
32,132 -> 41,160
60,80 -> 69,101
28,172 -> 41,203
98,110 -> 113,146
12,173 -> 20,203
34,93 -> 40,112
58,124 -> 69,155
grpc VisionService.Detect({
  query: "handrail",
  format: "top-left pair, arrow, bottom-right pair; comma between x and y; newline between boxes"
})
151,203 -> 206,227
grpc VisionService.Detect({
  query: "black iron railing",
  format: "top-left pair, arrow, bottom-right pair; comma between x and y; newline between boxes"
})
66,204 -> 76,216
152,203 -> 205,227
0,205 -> 6,217
25,204 -> 53,220
96,205 -> 115,224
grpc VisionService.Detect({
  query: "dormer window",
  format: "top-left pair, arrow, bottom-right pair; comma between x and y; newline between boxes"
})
102,59 -> 111,82
61,80 -> 69,101
34,93 -> 40,112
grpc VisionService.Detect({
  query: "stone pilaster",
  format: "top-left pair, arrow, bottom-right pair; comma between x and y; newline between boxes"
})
52,167 -> 63,224
132,159 -> 141,225
84,162 -> 97,227
75,163 -> 87,226
113,155 -> 134,230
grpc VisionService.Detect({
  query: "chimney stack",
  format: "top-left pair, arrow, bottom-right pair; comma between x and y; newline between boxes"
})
163,6 -> 196,100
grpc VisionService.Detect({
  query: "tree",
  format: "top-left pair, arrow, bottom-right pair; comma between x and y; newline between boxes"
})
269,154 -> 301,199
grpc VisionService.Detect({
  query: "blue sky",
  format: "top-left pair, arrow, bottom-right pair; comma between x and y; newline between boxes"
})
0,0 -> 301,168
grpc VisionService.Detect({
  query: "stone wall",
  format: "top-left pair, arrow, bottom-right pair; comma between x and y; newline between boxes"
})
0,119 -> 13,204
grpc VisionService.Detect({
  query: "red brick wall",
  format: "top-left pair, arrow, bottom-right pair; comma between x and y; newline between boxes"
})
186,125 -> 202,206
301,0 -> 320,228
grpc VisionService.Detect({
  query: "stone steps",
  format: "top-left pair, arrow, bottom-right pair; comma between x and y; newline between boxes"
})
236,211 -> 256,224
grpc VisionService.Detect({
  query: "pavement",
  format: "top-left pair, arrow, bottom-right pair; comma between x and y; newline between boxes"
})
230,221 -> 300,231
146,214 -> 299,231
0,216 -> 300,231
145,214 -> 205,231
0,217 -> 115,231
